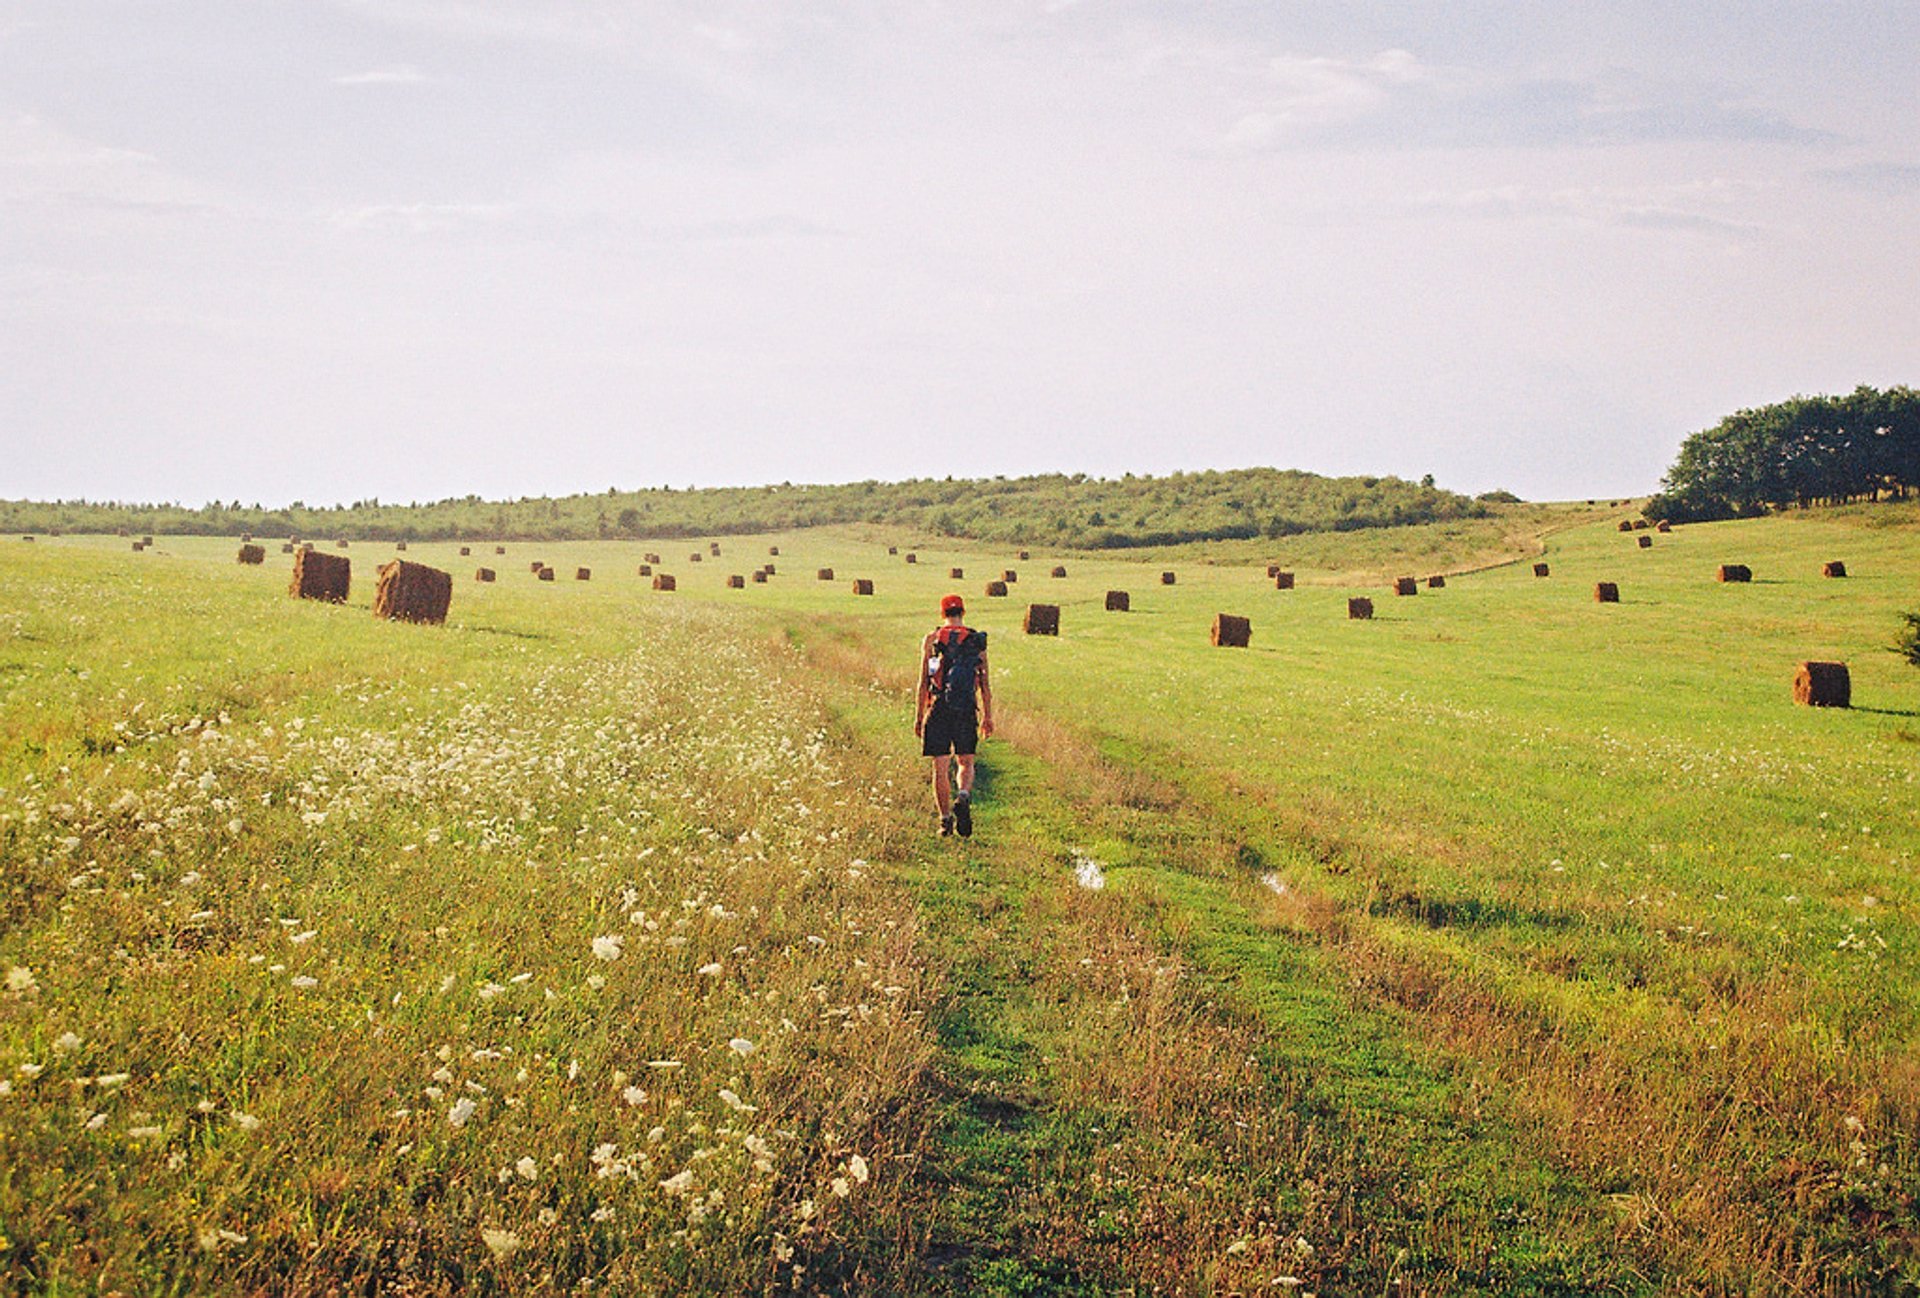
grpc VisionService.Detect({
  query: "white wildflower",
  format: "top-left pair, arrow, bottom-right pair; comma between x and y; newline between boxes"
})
591,934 -> 624,962
514,1156 -> 538,1182
849,1153 -> 869,1183
290,975 -> 319,989
719,1088 -> 757,1114
728,1037 -> 755,1056
128,1124 -> 163,1139
622,1086 -> 647,1106
586,974 -> 607,990
696,962 -> 723,976
660,1169 -> 695,1196
4,966 -> 35,993
231,1111 -> 261,1131
54,1032 -> 83,1055
448,1097 -> 477,1127
288,930 -> 317,945
85,1112 -> 108,1130
830,1176 -> 851,1198
479,1227 -> 520,1259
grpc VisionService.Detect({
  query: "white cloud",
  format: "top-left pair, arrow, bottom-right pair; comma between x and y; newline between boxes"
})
332,65 -> 430,85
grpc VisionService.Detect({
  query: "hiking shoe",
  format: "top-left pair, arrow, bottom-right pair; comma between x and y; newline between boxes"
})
953,796 -> 972,838
939,815 -> 955,838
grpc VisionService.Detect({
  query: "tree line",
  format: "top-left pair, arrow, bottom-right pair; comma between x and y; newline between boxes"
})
1,468 -> 1493,548
1647,386 -> 1920,523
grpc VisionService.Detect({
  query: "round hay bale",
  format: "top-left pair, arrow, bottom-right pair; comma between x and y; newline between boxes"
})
1637,535 -> 1653,548
689,552 -> 703,563
236,544 -> 265,565
1266,564 -> 1280,577
985,580 -> 1009,597
1426,575 -> 1445,589
1348,597 -> 1373,620
769,545 -> 780,556
1532,562 -> 1550,578
1018,550 -> 1030,560
575,567 -> 591,581
817,567 -> 835,581
1023,603 -> 1060,636
1002,569 -> 1018,583
495,545 -> 506,555
1617,520 -> 1634,532
1274,571 -> 1294,590
852,578 -> 875,595
459,546 -> 471,556
728,574 -> 746,588
476,568 -> 496,582
1050,565 -> 1067,578
1594,581 -> 1620,603
905,552 -> 918,564
752,570 -> 768,583
1161,571 -> 1176,585
652,574 -> 676,591
290,549 -> 351,603
1822,561 -> 1847,578
1393,577 -> 1417,596
1656,521 -> 1672,533
638,563 -> 652,576
529,560 -> 545,573
1211,613 -> 1250,647
1717,564 -> 1752,583
887,545 -> 898,555
395,541 -> 408,551
949,567 -> 964,579
537,567 -> 556,582
1794,661 -> 1850,708
373,559 -> 452,624
1105,590 -> 1129,611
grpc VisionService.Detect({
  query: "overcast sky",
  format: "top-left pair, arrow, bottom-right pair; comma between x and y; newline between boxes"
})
3,2 -> 1916,506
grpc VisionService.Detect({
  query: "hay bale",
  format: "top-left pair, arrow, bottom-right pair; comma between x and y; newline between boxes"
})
763,563 -> 776,574
709,542 -> 721,554
240,533 -> 251,543
20,535 -> 32,543
1656,521 -> 1671,533
236,544 -> 265,565
1637,535 -> 1652,548
1274,571 -> 1294,590
300,542 -> 314,553
1794,661 -> 1850,708
1617,521 -> 1634,532
1267,564 -> 1280,577
728,574 -> 746,588
140,535 -> 153,546
476,568 -> 496,582
395,541 -> 408,552
290,549 -> 351,603
1024,603 -> 1060,636
652,574 -> 676,591
752,570 -> 769,583
280,542 -> 294,554
1105,590 -> 1129,611
1348,597 -> 1373,620
985,580 -> 1009,597
638,563 -> 653,576
1393,577 -> 1417,596
689,552 -> 703,563
1632,520 -> 1649,531
887,545 -> 898,555
131,541 -> 146,551
769,545 -> 780,556
575,567 -> 591,581
905,553 -> 917,564
336,539 -> 349,549
1823,561 -> 1847,578
1161,571 -> 1176,585
1050,565 -> 1067,578
1003,569 -> 1017,582
1018,550 -> 1030,561
1717,564 -> 1752,583
949,567 -> 964,579
1533,562 -> 1550,578
1594,581 -> 1620,603
537,567 -> 556,582
1211,613 -> 1251,647
459,546 -> 471,556
530,561 -> 545,573
644,552 -> 661,564
1426,575 -> 1445,589
495,545 -> 506,555
817,567 -> 835,581
852,579 -> 875,595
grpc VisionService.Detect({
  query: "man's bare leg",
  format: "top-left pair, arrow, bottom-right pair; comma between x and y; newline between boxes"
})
955,754 -> 976,799
931,757 -> 953,820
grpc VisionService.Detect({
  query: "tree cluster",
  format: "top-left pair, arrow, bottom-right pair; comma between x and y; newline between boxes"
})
1647,386 -> 1920,523
0,468 -> 1485,548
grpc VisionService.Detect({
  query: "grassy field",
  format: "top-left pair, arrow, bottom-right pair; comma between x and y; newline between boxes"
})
2,504 -> 1917,1294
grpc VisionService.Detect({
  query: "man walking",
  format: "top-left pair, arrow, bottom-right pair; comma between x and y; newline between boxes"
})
915,593 -> 993,837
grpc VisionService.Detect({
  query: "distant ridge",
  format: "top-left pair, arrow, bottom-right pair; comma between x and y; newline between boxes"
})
2,467 -> 1491,549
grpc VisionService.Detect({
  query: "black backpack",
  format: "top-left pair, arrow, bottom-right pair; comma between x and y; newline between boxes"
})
931,627 -> 986,710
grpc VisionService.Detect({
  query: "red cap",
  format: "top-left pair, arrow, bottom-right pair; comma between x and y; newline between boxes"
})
940,593 -> 965,616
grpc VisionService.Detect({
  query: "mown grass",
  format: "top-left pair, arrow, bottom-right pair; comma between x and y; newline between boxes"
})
4,504 -> 1918,1294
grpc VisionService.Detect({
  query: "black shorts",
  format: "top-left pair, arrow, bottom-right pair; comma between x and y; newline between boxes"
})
921,706 -> 978,757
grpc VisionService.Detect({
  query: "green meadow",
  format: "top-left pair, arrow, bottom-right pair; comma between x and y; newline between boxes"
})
2,502 -> 1917,1295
